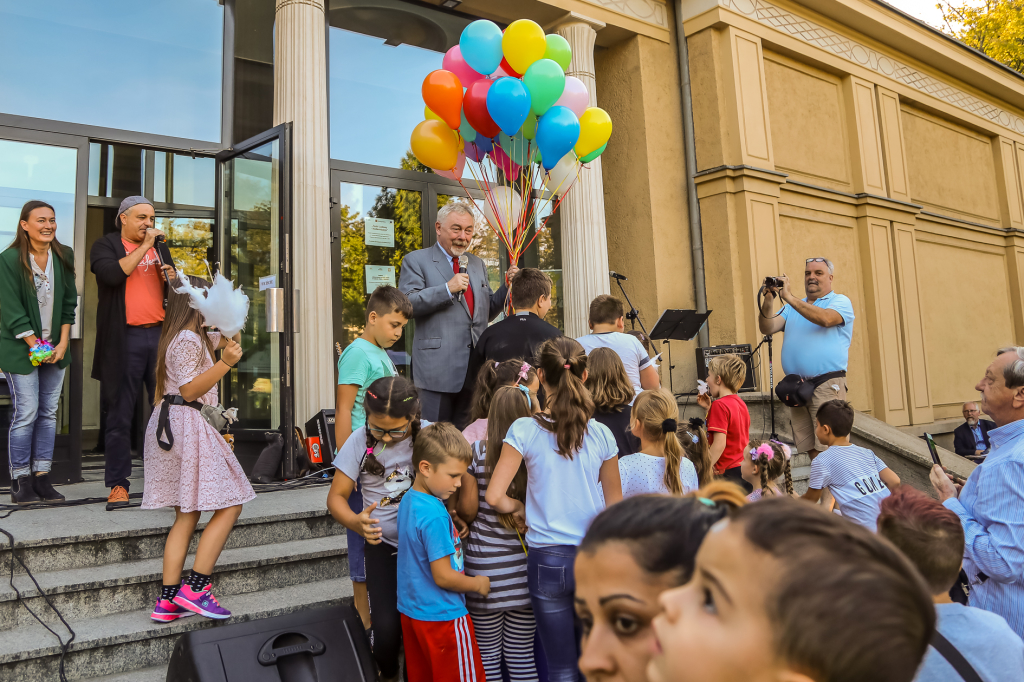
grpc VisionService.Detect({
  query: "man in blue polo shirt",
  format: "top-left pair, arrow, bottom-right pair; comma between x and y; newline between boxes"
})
759,257 -> 855,459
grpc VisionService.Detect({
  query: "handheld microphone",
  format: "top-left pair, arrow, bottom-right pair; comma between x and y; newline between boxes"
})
456,255 -> 469,303
610,271 -> 627,281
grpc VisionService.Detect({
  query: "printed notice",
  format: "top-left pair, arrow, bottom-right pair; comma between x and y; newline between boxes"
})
259,274 -> 277,291
365,265 -> 396,293
364,217 -> 395,247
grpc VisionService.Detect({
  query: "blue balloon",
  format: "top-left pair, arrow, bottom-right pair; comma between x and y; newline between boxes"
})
486,77 -> 531,137
536,106 -> 580,170
459,20 -> 503,76
475,135 -> 493,153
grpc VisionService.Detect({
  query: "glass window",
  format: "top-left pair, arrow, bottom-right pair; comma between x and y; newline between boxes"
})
529,199 -> 564,332
329,2 -> 471,169
0,0 -> 223,141
89,143 -> 214,208
437,194 -> 501,297
336,181 -> 423,377
0,138 -> 76,248
155,217 -> 213,277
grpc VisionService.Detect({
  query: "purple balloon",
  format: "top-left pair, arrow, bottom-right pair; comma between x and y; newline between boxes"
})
465,140 -> 487,163
554,76 -> 589,118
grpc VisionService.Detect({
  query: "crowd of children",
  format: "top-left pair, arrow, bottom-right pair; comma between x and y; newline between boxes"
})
139,271 -> 1022,682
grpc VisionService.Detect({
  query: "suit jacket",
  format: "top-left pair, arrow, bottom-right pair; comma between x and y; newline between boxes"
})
398,245 -> 506,393
953,419 -> 996,458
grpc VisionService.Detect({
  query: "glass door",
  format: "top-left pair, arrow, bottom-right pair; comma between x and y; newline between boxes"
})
216,124 -> 294,475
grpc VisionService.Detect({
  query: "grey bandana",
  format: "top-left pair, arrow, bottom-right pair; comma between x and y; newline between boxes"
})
114,196 -> 154,227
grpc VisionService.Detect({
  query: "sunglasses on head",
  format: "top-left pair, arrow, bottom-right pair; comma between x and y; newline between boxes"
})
806,258 -> 828,264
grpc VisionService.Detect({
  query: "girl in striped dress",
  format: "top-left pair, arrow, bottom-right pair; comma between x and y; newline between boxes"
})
456,385 -> 538,682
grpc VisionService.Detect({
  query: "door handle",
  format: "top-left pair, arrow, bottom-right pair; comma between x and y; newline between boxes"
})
266,288 -> 285,332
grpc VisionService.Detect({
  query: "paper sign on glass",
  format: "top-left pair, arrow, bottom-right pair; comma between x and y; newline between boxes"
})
364,217 -> 395,247
259,274 -> 277,291
365,265 -> 396,293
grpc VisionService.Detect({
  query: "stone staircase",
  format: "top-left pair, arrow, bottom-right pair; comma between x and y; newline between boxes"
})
0,483 -> 350,681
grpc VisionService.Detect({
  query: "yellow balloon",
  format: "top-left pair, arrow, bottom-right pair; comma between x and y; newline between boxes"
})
411,120 -> 459,171
574,107 -> 613,158
502,20 -> 547,76
424,106 -> 445,123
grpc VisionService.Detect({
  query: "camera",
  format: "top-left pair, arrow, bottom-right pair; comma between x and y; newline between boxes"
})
763,276 -> 785,289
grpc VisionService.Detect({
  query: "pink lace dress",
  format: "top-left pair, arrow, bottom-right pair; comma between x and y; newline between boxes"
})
142,330 -> 255,512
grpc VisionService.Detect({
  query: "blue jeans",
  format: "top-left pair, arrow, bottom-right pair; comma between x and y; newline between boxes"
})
528,545 -> 582,682
347,485 -> 366,582
5,364 -> 66,479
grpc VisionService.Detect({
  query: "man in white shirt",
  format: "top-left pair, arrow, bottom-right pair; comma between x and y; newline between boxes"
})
576,294 -> 660,397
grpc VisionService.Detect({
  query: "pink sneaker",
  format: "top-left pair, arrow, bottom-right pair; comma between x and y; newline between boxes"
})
172,583 -> 232,619
150,598 -> 195,622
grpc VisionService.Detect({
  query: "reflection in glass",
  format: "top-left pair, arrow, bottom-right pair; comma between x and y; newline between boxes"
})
223,140 -> 279,430
0,139 -> 76,249
336,180 -> 422,377
0,0 -> 223,141
529,200 -> 564,332
155,217 -> 213,277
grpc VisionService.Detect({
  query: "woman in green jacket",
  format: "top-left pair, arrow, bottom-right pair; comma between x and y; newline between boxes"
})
0,200 -> 78,504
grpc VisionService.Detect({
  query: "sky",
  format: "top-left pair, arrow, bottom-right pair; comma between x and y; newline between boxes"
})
882,0 -> 951,30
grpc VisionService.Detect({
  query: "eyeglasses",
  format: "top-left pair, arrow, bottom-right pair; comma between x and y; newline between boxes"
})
806,258 -> 828,264
367,422 -> 411,439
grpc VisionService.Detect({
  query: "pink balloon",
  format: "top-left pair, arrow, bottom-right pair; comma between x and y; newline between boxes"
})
489,63 -> 516,80
489,146 -> 521,177
554,76 -> 589,118
434,151 -> 466,181
443,45 -> 484,88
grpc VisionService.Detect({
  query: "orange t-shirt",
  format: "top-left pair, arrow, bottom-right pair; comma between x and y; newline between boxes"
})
121,239 -> 165,326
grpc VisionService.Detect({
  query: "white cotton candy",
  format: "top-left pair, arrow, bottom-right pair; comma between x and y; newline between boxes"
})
173,269 -> 250,338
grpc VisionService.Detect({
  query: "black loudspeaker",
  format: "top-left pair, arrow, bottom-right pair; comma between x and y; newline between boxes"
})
304,409 -> 336,468
166,604 -> 375,682
695,344 -> 757,392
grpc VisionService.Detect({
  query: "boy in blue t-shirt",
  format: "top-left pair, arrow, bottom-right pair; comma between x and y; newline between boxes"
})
398,423 -> 489,682
335,284 -> 412,630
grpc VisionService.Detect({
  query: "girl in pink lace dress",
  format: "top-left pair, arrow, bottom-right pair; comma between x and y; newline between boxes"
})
142,277 -> 254,622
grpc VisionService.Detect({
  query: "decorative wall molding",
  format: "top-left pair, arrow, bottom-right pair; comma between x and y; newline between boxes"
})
580,0 -> 668,29
721,0 -> 1024,136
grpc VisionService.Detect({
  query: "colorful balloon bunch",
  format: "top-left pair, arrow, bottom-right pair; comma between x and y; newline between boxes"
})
410,18 -> 613,265
29,339 -> 54,366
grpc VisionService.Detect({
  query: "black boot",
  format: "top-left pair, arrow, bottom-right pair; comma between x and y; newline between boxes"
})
11,476 -> 40,505
32,474 -> 65,503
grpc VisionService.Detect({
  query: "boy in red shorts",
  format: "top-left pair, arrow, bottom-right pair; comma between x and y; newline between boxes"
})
398,423 -> 490,682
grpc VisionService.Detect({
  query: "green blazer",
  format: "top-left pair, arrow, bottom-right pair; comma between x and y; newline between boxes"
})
0,246 -> 78,374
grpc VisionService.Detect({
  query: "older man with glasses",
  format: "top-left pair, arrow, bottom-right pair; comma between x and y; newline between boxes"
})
758,257 -> 855,461
954,401 -> 997,461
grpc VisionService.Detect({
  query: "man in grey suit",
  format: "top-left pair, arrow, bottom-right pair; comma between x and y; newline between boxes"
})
399,201 -> 517,427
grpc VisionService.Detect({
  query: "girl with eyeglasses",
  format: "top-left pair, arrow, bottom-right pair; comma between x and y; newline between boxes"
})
327,375 -> 428,682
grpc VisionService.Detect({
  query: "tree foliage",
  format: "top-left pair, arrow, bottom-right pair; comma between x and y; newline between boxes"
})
939,0 -> 1024,73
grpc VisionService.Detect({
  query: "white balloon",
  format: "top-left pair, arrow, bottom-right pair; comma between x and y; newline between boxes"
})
484,186 -> 524,230
544,153 -> 579,196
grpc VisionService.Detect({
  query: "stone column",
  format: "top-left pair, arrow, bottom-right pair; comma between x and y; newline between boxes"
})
555,14 -> 610,338
274,0 -> 335,424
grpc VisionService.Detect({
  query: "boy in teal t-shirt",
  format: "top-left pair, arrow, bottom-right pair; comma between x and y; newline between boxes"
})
335,284 -> 412,631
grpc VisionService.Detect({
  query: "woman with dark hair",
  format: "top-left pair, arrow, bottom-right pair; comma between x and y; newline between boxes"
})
0,201 -> 78,504
142,277 -> 253,622
574,483 -> 745,681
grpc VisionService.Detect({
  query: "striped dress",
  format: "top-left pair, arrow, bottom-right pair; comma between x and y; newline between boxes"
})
464,441 -> 531,612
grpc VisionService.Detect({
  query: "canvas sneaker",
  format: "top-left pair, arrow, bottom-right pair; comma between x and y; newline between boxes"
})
172,583 -> 231,619
150,598 -> 195,623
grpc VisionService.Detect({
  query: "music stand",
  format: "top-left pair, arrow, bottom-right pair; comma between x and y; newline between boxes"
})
649,310 -> 712,394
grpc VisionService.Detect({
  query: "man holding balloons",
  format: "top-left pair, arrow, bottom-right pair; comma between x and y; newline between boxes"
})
398,201 -> 517,427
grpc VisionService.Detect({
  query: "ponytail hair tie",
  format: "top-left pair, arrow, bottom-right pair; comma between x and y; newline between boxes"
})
661,418 -> 677,433
564,364 -> 570,369
688,417 -> 705,430
367,390 -> 377,399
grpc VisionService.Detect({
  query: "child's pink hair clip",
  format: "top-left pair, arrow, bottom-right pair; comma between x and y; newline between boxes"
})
770,439 -> 792,460
750,443 -> 775,461
517,362 -> 531,382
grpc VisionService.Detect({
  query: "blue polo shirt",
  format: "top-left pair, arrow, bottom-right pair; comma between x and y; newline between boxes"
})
779,291 -> 854,379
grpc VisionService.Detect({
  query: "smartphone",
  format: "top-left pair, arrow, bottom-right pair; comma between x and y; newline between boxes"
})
924,432 -> 941,466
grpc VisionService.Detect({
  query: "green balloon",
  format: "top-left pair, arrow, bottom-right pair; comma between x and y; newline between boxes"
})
533,147 -> 542,164
500,131 -> 533,166
544,34 -> 572,71
580,142 -> 607,163
522,112 -> 538,140
523,59 -> 566,117
459,110 -> 476,143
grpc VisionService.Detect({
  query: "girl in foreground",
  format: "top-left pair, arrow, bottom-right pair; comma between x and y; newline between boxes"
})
648,497 -> 935,682
574,483 -> 745,682
458,385 -> 538,681
486,336 -> 622,682
144,279 -> 253,621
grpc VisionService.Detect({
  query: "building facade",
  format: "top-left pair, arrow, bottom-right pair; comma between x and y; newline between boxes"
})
0,0 -> 1018,480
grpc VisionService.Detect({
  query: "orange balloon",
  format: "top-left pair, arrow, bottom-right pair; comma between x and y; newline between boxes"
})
422,70 -> 463,131
411,119 -> 459,171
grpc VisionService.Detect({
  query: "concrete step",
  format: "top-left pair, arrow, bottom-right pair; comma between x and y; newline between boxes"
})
0,577 -> 355,681
79,665 -> 166,682
0,507 -> 343,575
0,534 -> 347,631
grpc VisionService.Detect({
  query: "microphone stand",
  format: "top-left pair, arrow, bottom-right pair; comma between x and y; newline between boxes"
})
615,277 -> 649,337
751,333 -> 779,441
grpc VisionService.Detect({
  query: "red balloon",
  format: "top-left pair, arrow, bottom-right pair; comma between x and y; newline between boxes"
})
422,69 -> 463,131
499,56 -> 522,79
464,79 -> 502,139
